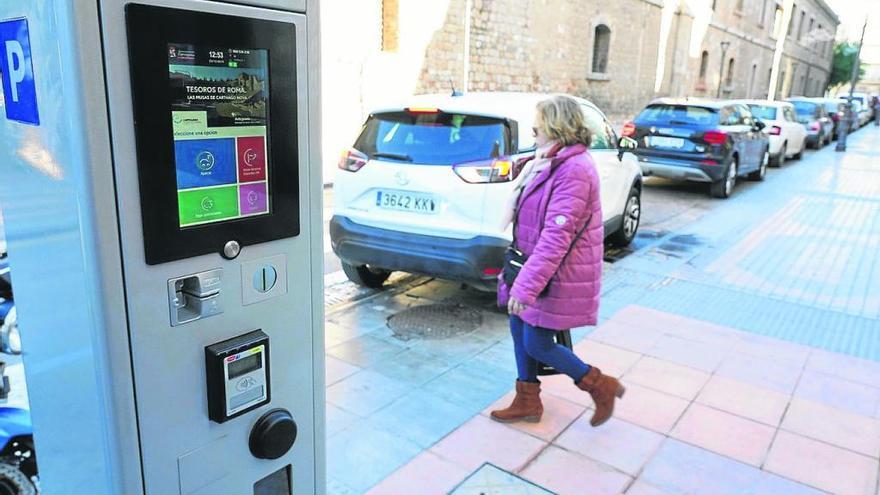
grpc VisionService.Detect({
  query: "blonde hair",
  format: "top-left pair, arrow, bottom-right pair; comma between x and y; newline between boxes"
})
535,95 -> 593,147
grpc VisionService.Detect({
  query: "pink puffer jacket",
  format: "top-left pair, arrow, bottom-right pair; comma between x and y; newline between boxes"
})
497,144 -> 603,330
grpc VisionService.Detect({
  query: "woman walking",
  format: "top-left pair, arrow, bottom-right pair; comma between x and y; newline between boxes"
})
493,95 -> 624,427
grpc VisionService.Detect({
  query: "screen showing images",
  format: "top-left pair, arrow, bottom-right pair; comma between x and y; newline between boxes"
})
168,43 -> 271,228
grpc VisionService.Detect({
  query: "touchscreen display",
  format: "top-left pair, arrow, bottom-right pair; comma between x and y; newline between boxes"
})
168,43 -> 271,228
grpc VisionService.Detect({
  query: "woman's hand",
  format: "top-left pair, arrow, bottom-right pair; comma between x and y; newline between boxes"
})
508,296 -> 528,315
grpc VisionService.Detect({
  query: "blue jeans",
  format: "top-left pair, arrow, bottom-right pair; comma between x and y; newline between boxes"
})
509,315 -> 591,383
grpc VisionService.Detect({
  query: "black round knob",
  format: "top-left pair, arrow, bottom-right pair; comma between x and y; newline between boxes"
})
249,408 -> 297,460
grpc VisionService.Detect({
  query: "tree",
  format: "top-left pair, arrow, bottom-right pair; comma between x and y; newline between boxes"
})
829,42 -> 865,90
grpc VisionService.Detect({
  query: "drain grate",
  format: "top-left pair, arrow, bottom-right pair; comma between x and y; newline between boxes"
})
387,303 -> 483,340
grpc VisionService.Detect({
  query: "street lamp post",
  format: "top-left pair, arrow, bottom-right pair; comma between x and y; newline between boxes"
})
716,41 -> 731,98
836,17 -> 868,152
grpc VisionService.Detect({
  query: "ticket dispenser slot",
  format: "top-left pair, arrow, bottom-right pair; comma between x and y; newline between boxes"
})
168,269 -> 223,326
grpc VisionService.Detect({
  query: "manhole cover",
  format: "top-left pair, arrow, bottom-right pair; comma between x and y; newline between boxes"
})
387,304 -> 483,340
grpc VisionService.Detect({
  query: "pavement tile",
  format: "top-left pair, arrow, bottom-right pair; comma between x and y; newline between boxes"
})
371,389 -> 477,449
645,334 -> 728,372
326,355 -> 362,386
326,333 -> 410,369
670,403 -> 776,467
326,370 -> 412,416
369,346 -> 457,387
612,305 -> 687,332
794,369 -> 880,418
614,383 -> 690,434
623,356 -> 711,400
695,375 -> 790,426
715,351 -> 803,395
806,349 -> 880,388
781,398 -> 880,458
365,450 -> 470,495
764,430 -> 879,495
429,415 -> 548,472
662,318 -> 742,349
555,416 -> 665,476
733,333 -> 811,368
326,402 -> 361,437
640,438 -> 824,495
572,339 -> 643,377
588,319 -> 663,354
540,373 -> 594,407
624,481 -> 674,495
482,391 -> 585,442
325,319 -> 378,349
520,445 -> 632,495
422,359 -> 512,410
327,422 -> 422,493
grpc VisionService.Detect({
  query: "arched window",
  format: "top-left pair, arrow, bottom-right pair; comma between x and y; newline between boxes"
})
726,58 -> 735,86
699,51 -> 709,81
592,25 -> 611,74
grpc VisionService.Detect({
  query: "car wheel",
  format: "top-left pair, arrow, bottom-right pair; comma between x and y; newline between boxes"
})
793,140 -> 805,160
608,186 -> 641,247
710,156 -> 737,199
771,143 -> 786,167
748,148 -> 768,181
341,262 -> 391,288
0,462 -> 35,495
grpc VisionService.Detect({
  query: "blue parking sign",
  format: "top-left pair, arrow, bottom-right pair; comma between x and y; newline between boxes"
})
0,18 -> 39,125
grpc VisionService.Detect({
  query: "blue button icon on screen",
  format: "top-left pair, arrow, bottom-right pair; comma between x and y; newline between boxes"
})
175,138 -> 236,189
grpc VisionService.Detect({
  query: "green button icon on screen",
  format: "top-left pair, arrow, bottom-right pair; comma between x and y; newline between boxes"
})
179,186 -> 239,226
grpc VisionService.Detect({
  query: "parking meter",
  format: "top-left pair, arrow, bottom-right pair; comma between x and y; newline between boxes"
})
0,1 -> 324,494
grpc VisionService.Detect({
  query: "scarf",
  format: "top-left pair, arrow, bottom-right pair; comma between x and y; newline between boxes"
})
499,140 -> 562,230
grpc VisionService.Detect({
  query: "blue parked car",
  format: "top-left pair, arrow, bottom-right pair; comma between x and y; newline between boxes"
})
624,98 -> 770,198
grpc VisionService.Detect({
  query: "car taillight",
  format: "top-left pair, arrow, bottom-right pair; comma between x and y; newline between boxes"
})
482,267 -> 502,276
621,121 -> 636,137
453,157 -> 517,183
702,130 -> 727,145
809,122 -> 820,131
338,148 -> 368,172
768,125 -> 782,136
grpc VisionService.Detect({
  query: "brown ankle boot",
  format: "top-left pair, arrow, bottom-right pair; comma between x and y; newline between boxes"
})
490,380 -> 543,423
577,367 -> 626,427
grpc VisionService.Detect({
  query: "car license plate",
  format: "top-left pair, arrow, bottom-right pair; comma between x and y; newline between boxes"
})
376,190 -> 437,214
649,136 -> 685,148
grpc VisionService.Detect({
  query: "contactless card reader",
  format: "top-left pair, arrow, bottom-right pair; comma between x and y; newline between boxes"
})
206,330 -> 270,423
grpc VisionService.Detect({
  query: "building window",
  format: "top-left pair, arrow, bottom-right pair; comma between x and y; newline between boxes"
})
712,0 -> 718,10
817,23 -> 823,52
797,11 -> 805,40
726,58 -> 735,86
699,50 -> 710,82
788,5 -> 796,36
592,25 -> 611,74
748,63 -> 758,98
773,5 -> 784,38
759,0 -> 769,26
381,0 -> 399,52
808,17 -> 814,45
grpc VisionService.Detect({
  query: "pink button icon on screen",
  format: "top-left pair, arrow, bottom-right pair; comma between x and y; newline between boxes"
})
237,136 -> 266,182
239,183 -> 268,215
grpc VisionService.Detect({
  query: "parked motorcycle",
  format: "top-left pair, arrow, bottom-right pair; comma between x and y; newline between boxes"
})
0,253 -> 20,355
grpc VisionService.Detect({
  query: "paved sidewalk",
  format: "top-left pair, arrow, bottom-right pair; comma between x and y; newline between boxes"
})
368,305 -> 880,495
325,126 -> 880,494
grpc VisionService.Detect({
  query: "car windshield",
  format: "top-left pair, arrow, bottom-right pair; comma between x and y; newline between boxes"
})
790,101 -> 817,118
747,105 -> 777,120
636,104 -> 718,126
354,111 -> 511,165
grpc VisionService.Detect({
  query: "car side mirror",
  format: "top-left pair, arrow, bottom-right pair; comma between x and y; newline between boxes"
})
617,136 -> 638,161
753,120 -> 766,132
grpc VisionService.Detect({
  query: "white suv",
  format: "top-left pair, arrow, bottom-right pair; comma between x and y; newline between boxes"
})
330,92 -> 643,290
733,100 -> 807,166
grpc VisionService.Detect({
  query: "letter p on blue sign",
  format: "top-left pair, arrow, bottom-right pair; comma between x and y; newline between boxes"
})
0,18 -> 39,125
